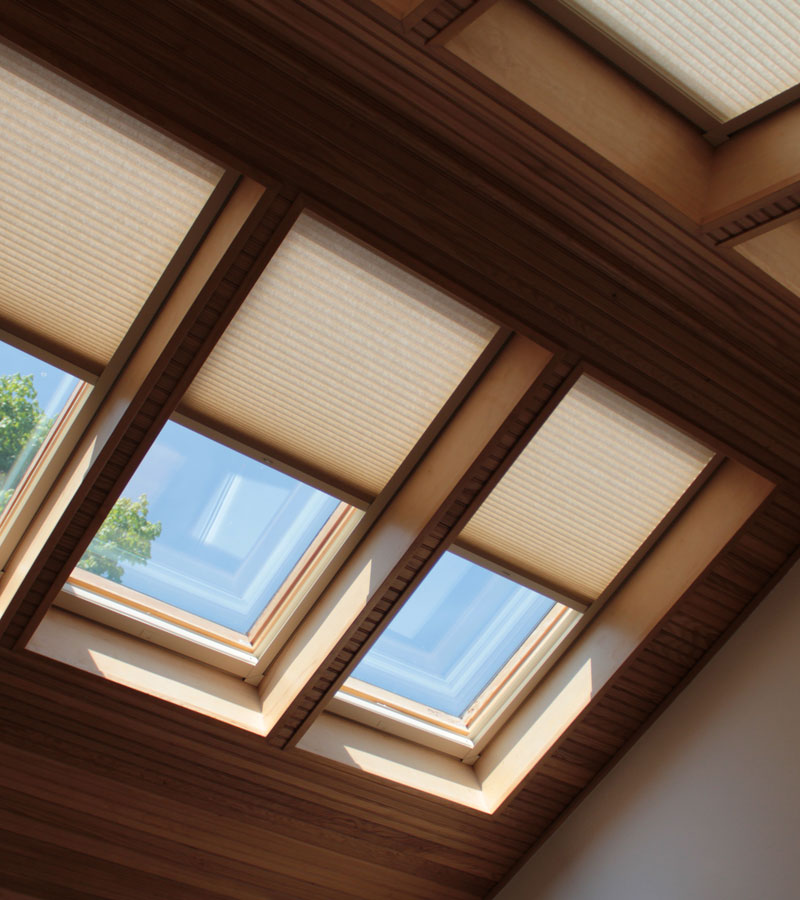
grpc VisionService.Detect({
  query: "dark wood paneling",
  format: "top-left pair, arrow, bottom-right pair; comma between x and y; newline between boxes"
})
0,650 -> 509,900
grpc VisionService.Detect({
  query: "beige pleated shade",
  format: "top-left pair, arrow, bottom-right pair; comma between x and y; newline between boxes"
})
0,42 -> 222,368
459,376 -> 713,599
182,213 -> 498,498
561,0 -> 800,120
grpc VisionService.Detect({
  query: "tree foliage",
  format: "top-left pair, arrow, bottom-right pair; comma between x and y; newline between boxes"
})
0,373 -> 52,505
79,495 -> 163,583
0,371 -> 162,582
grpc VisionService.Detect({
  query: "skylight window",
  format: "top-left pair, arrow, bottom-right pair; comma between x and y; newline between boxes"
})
73,420 -> 354,633
0,42 -> 223,369
351,552 -> 562,717
332,375 -> 712,755
459,375 -> 714,600
180,213 -> 499,498
554,0 -> 800,120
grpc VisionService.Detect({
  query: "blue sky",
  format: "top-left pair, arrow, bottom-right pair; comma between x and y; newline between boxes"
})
102,420 -> 340,631
0,341 -> 79,419
0,340 -> 339,632
353,551 -> 555,716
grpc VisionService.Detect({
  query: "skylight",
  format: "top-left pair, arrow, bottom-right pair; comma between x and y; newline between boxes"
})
181,213 -> 499,498
557,0 -> 800,120
459,375 -> 713,599
351,552 -> 561,716
0,42 -> 223,369
74,420 -> 351,632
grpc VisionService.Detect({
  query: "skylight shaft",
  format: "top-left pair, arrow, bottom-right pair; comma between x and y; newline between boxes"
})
558,0 -> 800,120
73,419 -> 352,633
351,552 -> 560,717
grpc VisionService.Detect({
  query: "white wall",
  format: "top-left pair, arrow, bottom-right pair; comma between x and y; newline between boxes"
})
496,560 -> 800,900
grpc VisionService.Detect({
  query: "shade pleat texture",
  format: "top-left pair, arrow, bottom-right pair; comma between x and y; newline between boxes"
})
182,213 -> 497,498
0,43 -> 222,368
560,0 -> 800,119
460,376 -> 713,599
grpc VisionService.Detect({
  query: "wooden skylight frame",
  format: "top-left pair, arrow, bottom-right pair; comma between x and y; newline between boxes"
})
529,0 -> 800,142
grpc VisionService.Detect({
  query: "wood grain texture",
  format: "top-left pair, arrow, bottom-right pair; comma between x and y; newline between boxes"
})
0,0 -> 799,897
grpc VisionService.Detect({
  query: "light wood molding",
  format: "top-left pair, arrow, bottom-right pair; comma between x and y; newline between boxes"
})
298,712 -> 489,811
477,459 -> 773,809
293,459 -> 773,812
28,608 -> 265,734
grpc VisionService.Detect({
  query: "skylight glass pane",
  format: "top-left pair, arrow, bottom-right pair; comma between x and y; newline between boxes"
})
0,341 -> 82,516
181,213 -> 498,498
459,376 -> 713,599
560,0 -> 800,119
74,420 -> 347,632
352,552 -> 556,717
0,42 -> 223,368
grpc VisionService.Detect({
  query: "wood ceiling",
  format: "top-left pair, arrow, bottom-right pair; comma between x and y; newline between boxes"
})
1,1 -> 800,897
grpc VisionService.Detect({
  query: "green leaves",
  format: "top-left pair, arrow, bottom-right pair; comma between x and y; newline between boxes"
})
79,495 -> 162,583
0,373 -> 52,505
0,369 -> 162,584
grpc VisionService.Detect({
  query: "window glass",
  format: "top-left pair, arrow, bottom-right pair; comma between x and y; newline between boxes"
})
0,340 -> 82,515
75,420 -> 347,633
351,552 -> 557,717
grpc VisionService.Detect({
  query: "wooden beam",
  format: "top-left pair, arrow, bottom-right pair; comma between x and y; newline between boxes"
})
704,104 -> 800,231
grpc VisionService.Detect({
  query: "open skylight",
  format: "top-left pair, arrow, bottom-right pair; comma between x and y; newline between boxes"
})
0,42 -> 223,369
74,420 -> 353,633
460,376 -> 713,599
181,213 -> 498,498
556,0 -> 800,120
